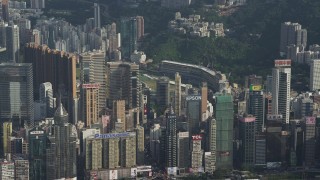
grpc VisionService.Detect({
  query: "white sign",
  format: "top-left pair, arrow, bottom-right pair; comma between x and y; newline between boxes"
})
30,131 -> 44,135
186,96 -> 202,101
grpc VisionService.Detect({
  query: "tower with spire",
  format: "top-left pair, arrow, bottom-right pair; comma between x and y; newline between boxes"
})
165,105 -> 177,168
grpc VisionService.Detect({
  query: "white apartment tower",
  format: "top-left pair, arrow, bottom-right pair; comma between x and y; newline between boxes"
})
310,59 -> 320,91
272,59 -> 291,124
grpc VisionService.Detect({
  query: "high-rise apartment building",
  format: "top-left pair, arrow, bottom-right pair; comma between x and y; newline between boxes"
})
0,63 -> 34,128
0,21 -> 8,48
6,25 -> 20,63
25,43 -> 77,122
310,59 -> 320,91
14,159 -> 29,179
166,107 -> 177,168
94,3 -> 101,29
81,84 -> 99,127
271,59 -> 291,125
2,0 -> 9,22
280,22 -> 307,55
239,116 -> 256,167
248,87 -> 265,133
80,50 -> 106,116
136,125 -> 144,165
106,62 -> 140,110
0,161 -> 14,179
112,100 -> 126,131
191,135 -> 203,172
30,0 -> 45,9
2,122 -> 12,155
174,73 -> 181,116
208,118 -> 217,172
120,17 -> 137,59
86,138 -> 103,170
215,93 -> 233,169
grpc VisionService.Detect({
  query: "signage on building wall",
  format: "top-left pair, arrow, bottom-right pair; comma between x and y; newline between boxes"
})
249,85 -> 262,91
306,116 -> 316,125
82,83 -> 100,89
186,96 -> 202,101
240,117 -> 256,123
94,132 -> 135,139
267,114 -> 283,121
274,59 -> 291,67
192,135 -> 202,141
30,131 -> 44,135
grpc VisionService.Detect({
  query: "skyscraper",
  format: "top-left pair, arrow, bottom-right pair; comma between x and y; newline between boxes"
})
39,82 -> 55,117
271,59 -> 291,125
2,0 -> 9,22
94,3 -> 101,29
186,95 -> 202,134
191,135 -> 203,172
135,125 -> 145,165
174,73 -> 181,116
51,103 -> 77,179
201,82 -> 208,115
303,116 -> 316,166
25,43 -> 77,122
166,107 -> 177,168
248,86 -> 265,133
120,17 -> 137,59
106,62 -> 140,110
215,93 -> 233,169
80,50 -> 107,115
239,116 -> 256,167
136,16 -> 144,41
177,131 -> 189,170
310,59 -> 320,91
30,0 -> 45,9
0,63 -> 34,128
157,77 -> 170,113
6,25 -> 20,63
86,138 -> 102,170
208,118 -> 217,172
112,100 -> 125,132
28,127 -> 47,180
2,122 -> 12,155
81,84 -> 99,127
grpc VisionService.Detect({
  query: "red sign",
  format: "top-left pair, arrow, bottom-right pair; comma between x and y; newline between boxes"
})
192,135 -> 202,140
82,83 -> 100,89
275,59 -> 291,67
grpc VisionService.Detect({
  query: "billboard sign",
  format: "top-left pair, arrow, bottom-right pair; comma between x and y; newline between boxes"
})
192,134 -> 202,141
274,59 -> 291,67
167,167 -> 177,176
131,168 -> 137,178
267,114 -> 283,121
30,131 -> 44,135
240,117 -> 256,123
136,166 -> 152,172
186,95 -> 202,101
109,170 -> 117,180
250,85 -> 262,91
82,83 -> 100,89
306,116 -> 316,125
94,132 -> 135,139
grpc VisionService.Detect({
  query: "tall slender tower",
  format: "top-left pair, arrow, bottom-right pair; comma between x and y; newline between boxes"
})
120,17 -> 137,59
201,82 -> 208,115
51,103 -> 77,179
174,73 -> 181,116
2,0 -> 9,22
94,3 -> 101,29
166,106 -> 177,168
271,59 -> 291,125
248,86 -> 265,133
6,25 -> 20,63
